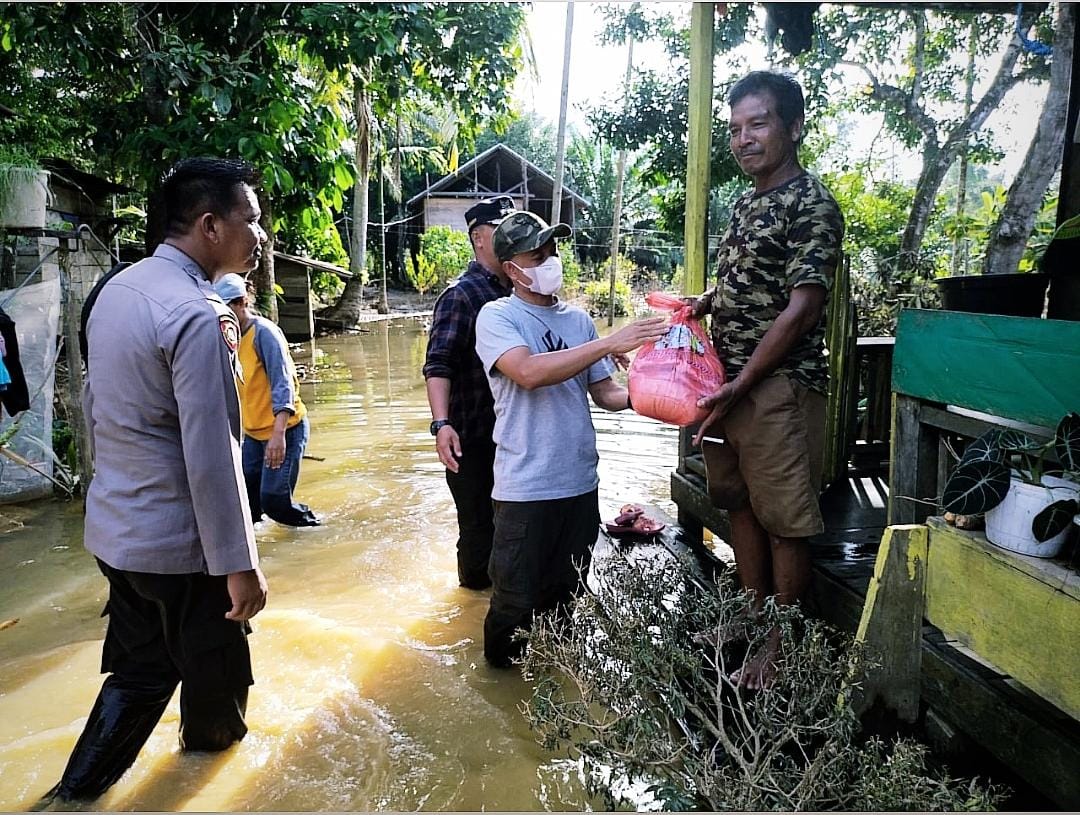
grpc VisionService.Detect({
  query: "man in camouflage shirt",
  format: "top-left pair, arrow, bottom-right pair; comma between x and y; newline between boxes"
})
688,71 -> 844,689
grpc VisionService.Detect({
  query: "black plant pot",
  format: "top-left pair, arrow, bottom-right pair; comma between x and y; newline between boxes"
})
1042,237 -> 1080,321
935,273 -> 1049,318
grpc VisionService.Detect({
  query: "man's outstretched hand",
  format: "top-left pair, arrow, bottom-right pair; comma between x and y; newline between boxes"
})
607,317 -> 668,355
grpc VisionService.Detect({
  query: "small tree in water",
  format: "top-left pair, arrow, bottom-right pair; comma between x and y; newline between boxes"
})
521,551 -> 1002,811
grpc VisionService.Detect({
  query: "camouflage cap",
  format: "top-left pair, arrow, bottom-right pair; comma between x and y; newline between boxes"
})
492,211 -> 572,262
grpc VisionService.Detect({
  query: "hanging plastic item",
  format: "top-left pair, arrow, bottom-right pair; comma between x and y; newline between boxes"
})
628,291 -> 726,427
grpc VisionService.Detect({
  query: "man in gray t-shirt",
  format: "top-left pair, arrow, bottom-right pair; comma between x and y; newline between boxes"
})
474,211 -> 666,668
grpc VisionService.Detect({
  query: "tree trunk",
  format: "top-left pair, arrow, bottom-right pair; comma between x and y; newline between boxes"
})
894,10 -> 1039,276
952,20 -> 978,277
253,189 -> 277,321
321,77 -> 372,327
130,3 -> 170,255
395,102 -> 406,288
377,152 -> 389,314
983,2 -> 1075,275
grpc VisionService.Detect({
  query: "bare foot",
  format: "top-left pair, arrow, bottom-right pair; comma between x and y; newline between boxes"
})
730,628 -> 780,690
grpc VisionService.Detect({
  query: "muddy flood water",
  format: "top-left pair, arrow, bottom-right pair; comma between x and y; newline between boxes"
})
0,317 -> 681,811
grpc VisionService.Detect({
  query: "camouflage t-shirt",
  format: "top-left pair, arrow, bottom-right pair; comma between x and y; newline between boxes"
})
704,172 -> 844,395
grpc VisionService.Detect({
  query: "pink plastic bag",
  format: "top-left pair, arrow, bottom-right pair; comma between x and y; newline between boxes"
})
628,291 -> 726,427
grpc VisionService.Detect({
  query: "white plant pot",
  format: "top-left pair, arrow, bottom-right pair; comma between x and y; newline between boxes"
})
0,167 -> 49,229
984,476 -> 1079,558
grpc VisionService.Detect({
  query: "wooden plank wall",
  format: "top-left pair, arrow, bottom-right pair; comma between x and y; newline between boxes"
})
922,517 -> 1080,722
276,262 -> 313,340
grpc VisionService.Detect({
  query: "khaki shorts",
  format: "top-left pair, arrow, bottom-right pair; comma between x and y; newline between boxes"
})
701,374 -> 826,538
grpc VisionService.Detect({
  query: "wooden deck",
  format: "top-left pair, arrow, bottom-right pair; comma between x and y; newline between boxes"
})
673,462 -> 1079,808
671,309 -> 1080,808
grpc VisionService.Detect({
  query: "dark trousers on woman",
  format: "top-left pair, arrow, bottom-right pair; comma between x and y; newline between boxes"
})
483,489 -> 600,667
445,438 -> 496,589
48,560 -> 253,802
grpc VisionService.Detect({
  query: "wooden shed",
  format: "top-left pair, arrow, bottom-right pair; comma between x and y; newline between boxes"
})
405,143 -> 588,234
274,250 -> 351,341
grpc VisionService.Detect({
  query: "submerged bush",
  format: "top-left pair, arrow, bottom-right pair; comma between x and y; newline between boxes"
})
521,551 -> 1002,812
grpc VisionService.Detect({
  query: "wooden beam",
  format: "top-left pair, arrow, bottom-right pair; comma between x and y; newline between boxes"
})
922,635 -> 1080,810
923,517 -> 1080,722
888,394 -> 939,525
684,2 -> 713,296
853,524 -> 928,722
1058,15 -> 1080,223
59,239 -> 93,492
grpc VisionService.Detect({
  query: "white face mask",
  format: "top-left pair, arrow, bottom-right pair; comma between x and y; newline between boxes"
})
513,255 -> 563,295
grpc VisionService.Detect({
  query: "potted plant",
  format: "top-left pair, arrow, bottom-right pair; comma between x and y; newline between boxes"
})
941,412 -> 1080,558
934,186 -> 1052,318
0,146 -> 49,229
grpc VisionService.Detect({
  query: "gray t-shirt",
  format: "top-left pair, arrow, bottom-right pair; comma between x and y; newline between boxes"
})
476,294 -> 615,502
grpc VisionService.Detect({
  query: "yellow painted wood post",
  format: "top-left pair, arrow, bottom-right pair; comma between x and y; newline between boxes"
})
853,524 -> 929,722
684,2 -> 713,296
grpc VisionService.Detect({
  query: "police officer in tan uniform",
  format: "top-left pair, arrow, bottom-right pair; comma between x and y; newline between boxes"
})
38,158 -> 269,806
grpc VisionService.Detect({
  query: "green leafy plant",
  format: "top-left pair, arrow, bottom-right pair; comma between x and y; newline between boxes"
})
522,552 -> 1003,811
0,144 -> 44,218
942,412 -> 1080,541
582,277 -> 631,317
417,225 -> 473,291
403,250 -> 438,298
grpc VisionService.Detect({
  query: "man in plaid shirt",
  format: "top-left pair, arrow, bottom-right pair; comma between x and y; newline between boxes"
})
423,196 -> 515,589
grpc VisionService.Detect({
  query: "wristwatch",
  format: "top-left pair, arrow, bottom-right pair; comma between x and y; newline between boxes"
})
430,419 -> 452,436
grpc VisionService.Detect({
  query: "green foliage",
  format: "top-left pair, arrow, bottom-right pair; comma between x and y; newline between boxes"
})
310,269 -> 344,304
940,187 -> 1059,274
0,143 -> 44,216
404,251 -> 439,297
820,166 -> 954,335
560,250 -> 584,299
474,111 -> 557,170
794,5 -> 1055,276
0,2 -> 525,277
418,226 -> 472,290
522,552 -> 1005,812
582,258 -> 633,318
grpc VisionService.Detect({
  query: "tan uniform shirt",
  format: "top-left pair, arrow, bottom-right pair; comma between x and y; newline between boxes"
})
83,243 -> 258,575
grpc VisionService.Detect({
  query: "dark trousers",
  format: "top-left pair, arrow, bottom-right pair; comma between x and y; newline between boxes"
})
242,417 -> 319,527
445,438 -> 496,589
483,489 -> 600,667
54,560 -> 253,801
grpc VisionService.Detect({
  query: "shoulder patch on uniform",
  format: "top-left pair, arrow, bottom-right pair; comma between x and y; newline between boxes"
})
219,315 -> 239,352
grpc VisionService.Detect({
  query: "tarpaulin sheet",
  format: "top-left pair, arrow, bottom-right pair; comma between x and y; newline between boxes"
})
0,277 -> 61,503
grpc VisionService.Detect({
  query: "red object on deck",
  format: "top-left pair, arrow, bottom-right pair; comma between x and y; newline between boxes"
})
628,291 -> 726,427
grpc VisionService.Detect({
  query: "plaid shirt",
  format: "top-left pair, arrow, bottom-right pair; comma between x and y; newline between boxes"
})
422,261 -> 509,446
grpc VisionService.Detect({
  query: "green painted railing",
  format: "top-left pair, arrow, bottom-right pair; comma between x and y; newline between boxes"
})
892,309 -> 1080,428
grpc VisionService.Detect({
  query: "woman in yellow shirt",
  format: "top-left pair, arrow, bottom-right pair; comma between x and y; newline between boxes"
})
214,274 -> 319,526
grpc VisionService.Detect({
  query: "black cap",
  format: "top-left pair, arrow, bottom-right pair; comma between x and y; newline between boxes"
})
464,196 -> 515,230
493,211 -> 572,262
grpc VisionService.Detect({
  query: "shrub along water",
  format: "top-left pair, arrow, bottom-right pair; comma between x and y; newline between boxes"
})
522,551 -> 1003,811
